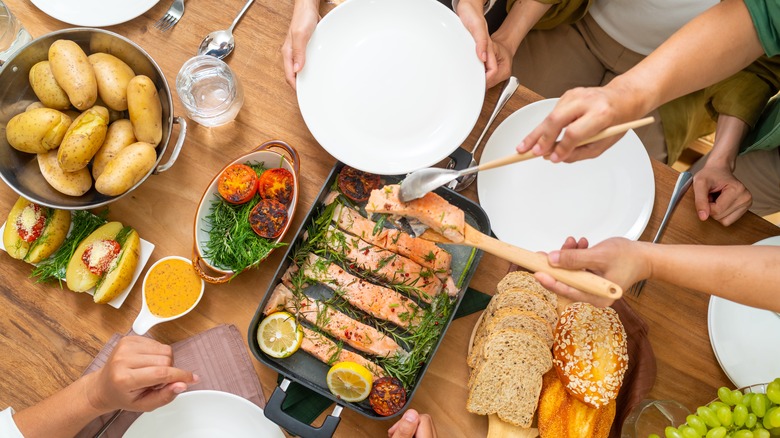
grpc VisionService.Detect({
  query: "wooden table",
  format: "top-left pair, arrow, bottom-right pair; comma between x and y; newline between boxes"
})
1,1 -> 778,436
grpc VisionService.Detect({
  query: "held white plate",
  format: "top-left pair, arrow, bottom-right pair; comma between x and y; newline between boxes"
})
708,235 -> 780,388
123,390 -> 285,438
0,219 -> 154,309
477,98 -> 655,253
296,0 -> 485,175
30,0 -> 159,27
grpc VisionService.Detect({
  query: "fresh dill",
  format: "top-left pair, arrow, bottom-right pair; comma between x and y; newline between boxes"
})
31,210 -> 108,285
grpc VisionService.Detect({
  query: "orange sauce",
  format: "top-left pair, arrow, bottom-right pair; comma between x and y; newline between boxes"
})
144,258 -> 203,318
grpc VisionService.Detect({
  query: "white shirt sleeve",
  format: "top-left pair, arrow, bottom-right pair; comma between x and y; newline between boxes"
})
0,407 -> 26,438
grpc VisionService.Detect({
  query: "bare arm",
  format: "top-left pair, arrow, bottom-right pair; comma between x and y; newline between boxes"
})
281,0 -> 320,89
489,0 -> 552,87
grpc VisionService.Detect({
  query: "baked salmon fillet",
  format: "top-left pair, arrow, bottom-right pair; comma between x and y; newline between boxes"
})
365,184 -> 465,243
331,204 -> 452,276
264,283 -> 404,358
324,225 -> 442,302
301,253 -> 423,329
299,325 -> 387,380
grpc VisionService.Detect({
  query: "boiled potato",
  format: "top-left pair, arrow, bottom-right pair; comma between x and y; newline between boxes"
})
95,142 -> 156,196
88,53 -> 135,111
6,108 -> 72,153
93,227 -> 140,304
2,196 -> 70,263
127,75 -> 162,146
48,39 -> 98,111
25,101 -> 46,112
38,150 -> 92,196
65,221 -> 124,292
92,119 -> 136,180
57,106 -> 109,172
29,61 -> 71,110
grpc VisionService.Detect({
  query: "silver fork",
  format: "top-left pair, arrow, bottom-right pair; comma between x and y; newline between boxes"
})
154,0 -> 185,32
628,170 -> 694,297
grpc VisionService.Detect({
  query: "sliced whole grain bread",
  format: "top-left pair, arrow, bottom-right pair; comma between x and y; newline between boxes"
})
485,288 -> 558,329
468,308 -> 553,367
497,270 -> 558,309
466,328 -> 553,427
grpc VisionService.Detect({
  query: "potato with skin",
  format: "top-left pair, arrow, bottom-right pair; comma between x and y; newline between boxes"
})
92,119 -> 136,180
3,196 -> 71,263
29,61 -> 71,110
6,108 -> 72,153
127,75 -> 162,146
65,221 -> 124,292
25,101 -> 46,112
95,142 -> 156,196
49,39 -> 98,110
57,105 -> 109,172
38,150 -> 92,196
93,228 -> 140,303
88,53 -> 135,111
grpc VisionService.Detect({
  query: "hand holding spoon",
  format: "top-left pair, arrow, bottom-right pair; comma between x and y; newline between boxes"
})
197,0 -> 254,59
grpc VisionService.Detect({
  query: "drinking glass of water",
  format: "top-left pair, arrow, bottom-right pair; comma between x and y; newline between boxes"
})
0,1 -> 31,64
176,55 -> 244,127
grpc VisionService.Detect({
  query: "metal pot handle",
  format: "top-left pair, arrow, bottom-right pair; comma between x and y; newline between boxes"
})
264,379 -> 342,438
191,251 -> 232,284
154,116 -> 187,174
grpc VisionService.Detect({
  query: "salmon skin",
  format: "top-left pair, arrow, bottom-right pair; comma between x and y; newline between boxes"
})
366,184 -> 466,243
301,253 -> 423,329
324,224 -> 442,303
332,204 -> 452,277
299,325 -> 387,380
264,283 -> 404,358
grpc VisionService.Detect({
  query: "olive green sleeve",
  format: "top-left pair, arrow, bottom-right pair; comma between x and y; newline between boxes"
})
506,0 -> 592,30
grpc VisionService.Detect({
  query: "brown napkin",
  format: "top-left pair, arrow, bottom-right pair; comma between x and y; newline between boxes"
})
74,324 -> 264,438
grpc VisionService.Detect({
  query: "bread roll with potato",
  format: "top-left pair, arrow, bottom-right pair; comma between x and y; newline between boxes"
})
2,196 -> 70,264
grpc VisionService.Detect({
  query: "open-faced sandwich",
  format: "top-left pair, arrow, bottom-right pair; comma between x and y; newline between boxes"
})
3,196 -> 70,264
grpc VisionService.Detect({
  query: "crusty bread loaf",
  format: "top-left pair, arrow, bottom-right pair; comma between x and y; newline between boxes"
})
553,302 -> 628,408
537,370 -> 615,438
485,287 -> 558,328
467,308 -> 553,367
497,270 -> 558,309
466,328 -> 552,427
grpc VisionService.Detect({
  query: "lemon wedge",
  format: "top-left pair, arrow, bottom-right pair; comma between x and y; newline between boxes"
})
257,311 -> 303,358
326,361 -> 374,403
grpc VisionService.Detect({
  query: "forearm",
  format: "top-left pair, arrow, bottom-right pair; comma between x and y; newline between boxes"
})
492,0 -> 552,54
295,0 -> 319,13
705,114 -> 751,171
643,243 -> 780,312
14,373 -> 107,438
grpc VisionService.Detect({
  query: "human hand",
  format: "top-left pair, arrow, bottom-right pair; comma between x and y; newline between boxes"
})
281,0 -> 320,89
86,336 -> 198,413
534,237 -> 651,306
387,409 -> 437,438
488,36 -> 514,89
693,162 -> 752,226
456,0 -> 498,87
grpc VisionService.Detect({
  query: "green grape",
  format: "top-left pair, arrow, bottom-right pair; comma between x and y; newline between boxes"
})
666,426 -> 685,438
764,410 -> 775,430
733,431 -> 754,438
732,390 -> 745,406
717,405 -> 734,428
711,402 -> 730,412
747,413 -> 759,428
734,404 -> 749,427
744,394 -> 756,408
649,434 -> 662,438
755,429 -> 771,438
768,406 -> 780,428
767,380 -> 780,405
687,414 -> 709,436
706,427 -> 727,438
753,394 -> 769,418
699,406 -> 722,428
720,387 -> 737,405
680,425 -> 701,438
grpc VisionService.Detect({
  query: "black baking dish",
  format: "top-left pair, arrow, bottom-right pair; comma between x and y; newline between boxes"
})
248,162 -> 491,437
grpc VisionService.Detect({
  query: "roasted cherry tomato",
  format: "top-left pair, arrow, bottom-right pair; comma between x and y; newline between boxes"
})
337,166 -> 381,203
15,203 -> 46,243
249,199 -> 288,239
257,167 -> 294,206
218,164 -> 258,205
369,376 -> 407,416
81,239 -> 121,276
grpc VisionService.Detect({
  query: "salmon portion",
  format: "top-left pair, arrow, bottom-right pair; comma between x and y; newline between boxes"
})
265,283 -> 403,358
302,253 -> 422,329
332,204 -> 452,276
366,184 -> 465,243
299,326 -> 386,380
324,225 -> 442,303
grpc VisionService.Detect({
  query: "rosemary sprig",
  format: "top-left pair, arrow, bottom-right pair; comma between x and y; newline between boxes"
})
31,210 -> 108,285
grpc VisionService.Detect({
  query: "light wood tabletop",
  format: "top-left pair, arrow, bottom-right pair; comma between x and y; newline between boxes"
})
0,0 -> 778,436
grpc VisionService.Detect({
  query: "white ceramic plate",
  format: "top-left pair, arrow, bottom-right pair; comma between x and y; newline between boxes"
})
708,235 -> 780,388
123,390 -> 285,438
296,0 -> 485,175
0,217 -> 154,309
30,0 -> 159,27
477,98 -> 655,253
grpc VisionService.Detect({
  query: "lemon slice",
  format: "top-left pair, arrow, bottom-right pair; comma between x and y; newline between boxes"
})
257,311 -> 303,358
326,361 -> 374,403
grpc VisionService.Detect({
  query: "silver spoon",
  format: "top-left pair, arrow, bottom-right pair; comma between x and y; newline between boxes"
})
399,116 -> 656,202
445,76 -> 519,192
197,0 -> 254,59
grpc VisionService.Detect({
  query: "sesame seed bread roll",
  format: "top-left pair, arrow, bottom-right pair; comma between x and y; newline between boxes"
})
553,302 -> 628,408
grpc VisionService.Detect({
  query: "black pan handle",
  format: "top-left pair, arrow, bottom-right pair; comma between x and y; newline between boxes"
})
264,378 -> 342,438
448,147 -> 473,171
